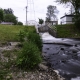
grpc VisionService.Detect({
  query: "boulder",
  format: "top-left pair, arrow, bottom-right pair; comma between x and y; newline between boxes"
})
38,63 -> 48,71
77,51 -> 80,54
69,47 -> 79,53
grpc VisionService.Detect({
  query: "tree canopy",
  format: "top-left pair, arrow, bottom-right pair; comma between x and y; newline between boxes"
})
0,8 -> 23,25
55,0 -> 80,28
4,8 -> 13,14
46,5 -> 59,21
17,21 -> 23,25
4,14 -> 18,25
0,8 -> 4,22
39,18 -> 44,25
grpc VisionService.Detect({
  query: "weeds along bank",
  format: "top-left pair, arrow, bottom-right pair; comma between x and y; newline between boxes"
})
17,26 -> 42,70
0,25 -> 42,79
54,24 -> 80,38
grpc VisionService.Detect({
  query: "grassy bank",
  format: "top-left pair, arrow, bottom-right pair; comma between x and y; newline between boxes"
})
0,25 -> 25,42
0,25 -> 36,43
0,25 -> 43,80
55,24 -> 80,38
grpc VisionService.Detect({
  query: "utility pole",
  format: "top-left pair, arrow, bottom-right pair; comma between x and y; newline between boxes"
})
26,6 -> 28,25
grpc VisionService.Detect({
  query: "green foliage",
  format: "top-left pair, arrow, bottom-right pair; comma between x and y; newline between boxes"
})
39,18 -> 44,25
0,25 -> 25,42
46,5 -> 58,21
16,26 -> 42,70
24,26 -> 36,33
74,14 -> 80,29
56,0 -> 80,29
0,69 -> 8,80
27,32 -> 42,51
16,41 -> 42,70
56,24 -> 80,38
4,8 -> 13,14
0,8 -> 4,22
4,14 -> 17,25
18,31 -> 25,42
17,21 -> 23,25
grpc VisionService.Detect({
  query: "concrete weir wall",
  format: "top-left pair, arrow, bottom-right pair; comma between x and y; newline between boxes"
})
38,25 -> 57,37
38,25 -> 49,32
48,27 -> 57,37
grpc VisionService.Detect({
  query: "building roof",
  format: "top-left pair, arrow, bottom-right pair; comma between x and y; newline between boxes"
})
60,15 -> 74,19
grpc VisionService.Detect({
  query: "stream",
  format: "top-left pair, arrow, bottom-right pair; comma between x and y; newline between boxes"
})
40,32 -> 80,80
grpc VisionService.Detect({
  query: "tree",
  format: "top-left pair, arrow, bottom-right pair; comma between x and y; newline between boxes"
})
4,8 -> 13,14
0,8 -> 4,22
46,5 -> 59,21
69,5 -> 75,14
17,21 -> 23,25
55,0 -> 80,28
39,18 -> 44,25
3,8 -> 18,25
4,14 -> 18,25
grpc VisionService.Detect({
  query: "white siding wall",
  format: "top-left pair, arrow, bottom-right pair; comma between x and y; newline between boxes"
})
61,16 -> 74,24
66,17 -> 74,24
66,17 -> 72,22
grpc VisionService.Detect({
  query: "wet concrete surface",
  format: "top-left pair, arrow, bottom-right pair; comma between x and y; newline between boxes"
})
42,42 -> 80,80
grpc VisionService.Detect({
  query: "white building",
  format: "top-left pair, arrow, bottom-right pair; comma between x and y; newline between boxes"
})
60,15 -> 74,24
27,20 -> 38,26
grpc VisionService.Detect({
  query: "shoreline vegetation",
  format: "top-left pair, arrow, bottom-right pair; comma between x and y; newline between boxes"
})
55,24 -> 80,38
0,25 -> 63,80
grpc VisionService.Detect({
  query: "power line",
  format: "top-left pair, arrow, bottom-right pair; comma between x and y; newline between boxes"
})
25,0 -> 36,24
32,0 -> 36,21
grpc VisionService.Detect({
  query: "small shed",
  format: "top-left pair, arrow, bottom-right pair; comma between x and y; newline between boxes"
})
60,15 -> 74,24
1,22 -> 14,25
45,21 -> 58,26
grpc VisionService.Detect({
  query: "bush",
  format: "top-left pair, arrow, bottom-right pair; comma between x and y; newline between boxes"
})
17,21 -> 23,25
18,31 -> 26,42
16,41 -> 42,70
75,18 -> 80,29
27,32 -> 42,51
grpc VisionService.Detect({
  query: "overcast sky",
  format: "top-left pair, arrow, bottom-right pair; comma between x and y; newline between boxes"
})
0,0 -> 70,24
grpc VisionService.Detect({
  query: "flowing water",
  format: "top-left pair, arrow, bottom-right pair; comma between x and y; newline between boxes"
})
40,32 -> 80,80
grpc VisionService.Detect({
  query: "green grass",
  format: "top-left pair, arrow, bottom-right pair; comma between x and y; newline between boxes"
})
0,25 -> 37,79
55,24 -> 80,38
0,25 -> 25,42
0,25 -> 36,43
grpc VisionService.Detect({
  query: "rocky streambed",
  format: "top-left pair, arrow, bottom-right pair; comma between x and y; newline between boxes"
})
0,42 -> 63,80
39,32 -> 80,80
42,39 -> 80,80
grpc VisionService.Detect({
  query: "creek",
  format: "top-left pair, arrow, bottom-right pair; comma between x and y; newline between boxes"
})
40,32 -> 80,80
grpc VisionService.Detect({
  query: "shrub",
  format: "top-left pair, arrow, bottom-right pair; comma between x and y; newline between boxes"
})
16,41 -> 42,70
18,31 -> 26,42
17,21 -> 23,25
75,18 -> 80,29
27,32 -> 42,51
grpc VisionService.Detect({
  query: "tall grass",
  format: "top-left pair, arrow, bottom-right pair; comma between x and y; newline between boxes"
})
0,25 -> 25,42
55,24 -> 80,38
